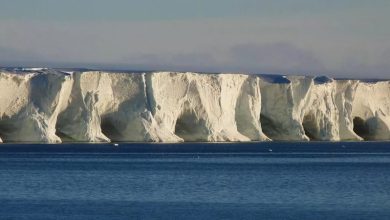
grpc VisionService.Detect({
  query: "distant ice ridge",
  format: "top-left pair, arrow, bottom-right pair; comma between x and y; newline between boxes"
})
0,68 -> 389,143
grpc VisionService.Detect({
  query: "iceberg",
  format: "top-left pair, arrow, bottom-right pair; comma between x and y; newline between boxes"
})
0,68 -> 389,143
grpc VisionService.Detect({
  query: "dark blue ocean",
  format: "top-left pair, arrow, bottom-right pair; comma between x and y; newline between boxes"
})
0,142 -> 390,220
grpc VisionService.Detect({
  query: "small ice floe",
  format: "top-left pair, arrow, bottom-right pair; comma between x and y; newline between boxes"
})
21,67 -> 48,71
268,148 -> 273,152
113,143 -> 119,147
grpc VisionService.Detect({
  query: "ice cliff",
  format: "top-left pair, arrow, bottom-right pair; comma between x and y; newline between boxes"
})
0,68 -> 389,143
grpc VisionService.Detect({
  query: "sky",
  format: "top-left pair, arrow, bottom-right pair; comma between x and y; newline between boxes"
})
0,0 -> 389,78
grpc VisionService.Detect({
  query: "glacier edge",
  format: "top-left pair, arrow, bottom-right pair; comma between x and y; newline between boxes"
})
0,68 -> 389,143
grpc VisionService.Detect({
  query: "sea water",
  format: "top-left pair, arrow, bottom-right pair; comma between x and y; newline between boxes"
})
0,142 -> 389,220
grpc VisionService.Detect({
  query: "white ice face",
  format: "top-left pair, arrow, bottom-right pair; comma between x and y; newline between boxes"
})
0,68 -> 388,143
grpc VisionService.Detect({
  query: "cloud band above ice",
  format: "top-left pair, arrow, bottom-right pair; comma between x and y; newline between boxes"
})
0,0 -> 389,78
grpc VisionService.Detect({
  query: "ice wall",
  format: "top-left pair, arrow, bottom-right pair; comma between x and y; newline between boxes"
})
352,81 -> 390,140
0,68 -> 389,143
0,70 -> 72,143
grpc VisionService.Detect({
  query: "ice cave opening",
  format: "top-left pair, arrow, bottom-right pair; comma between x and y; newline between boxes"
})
0,126 -> 5,142
101,117 -> 121,141
174,109 -> 209,142
55,111 -> 76,142
259,114 -> 279,139
55,130 -> 72,142
353,117 -> 370,140
302,114 -> 319,140
55,124 -> 74,142
0,121 -> 15,142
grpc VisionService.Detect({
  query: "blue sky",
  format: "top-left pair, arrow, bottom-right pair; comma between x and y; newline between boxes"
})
0,0 -> 389,78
